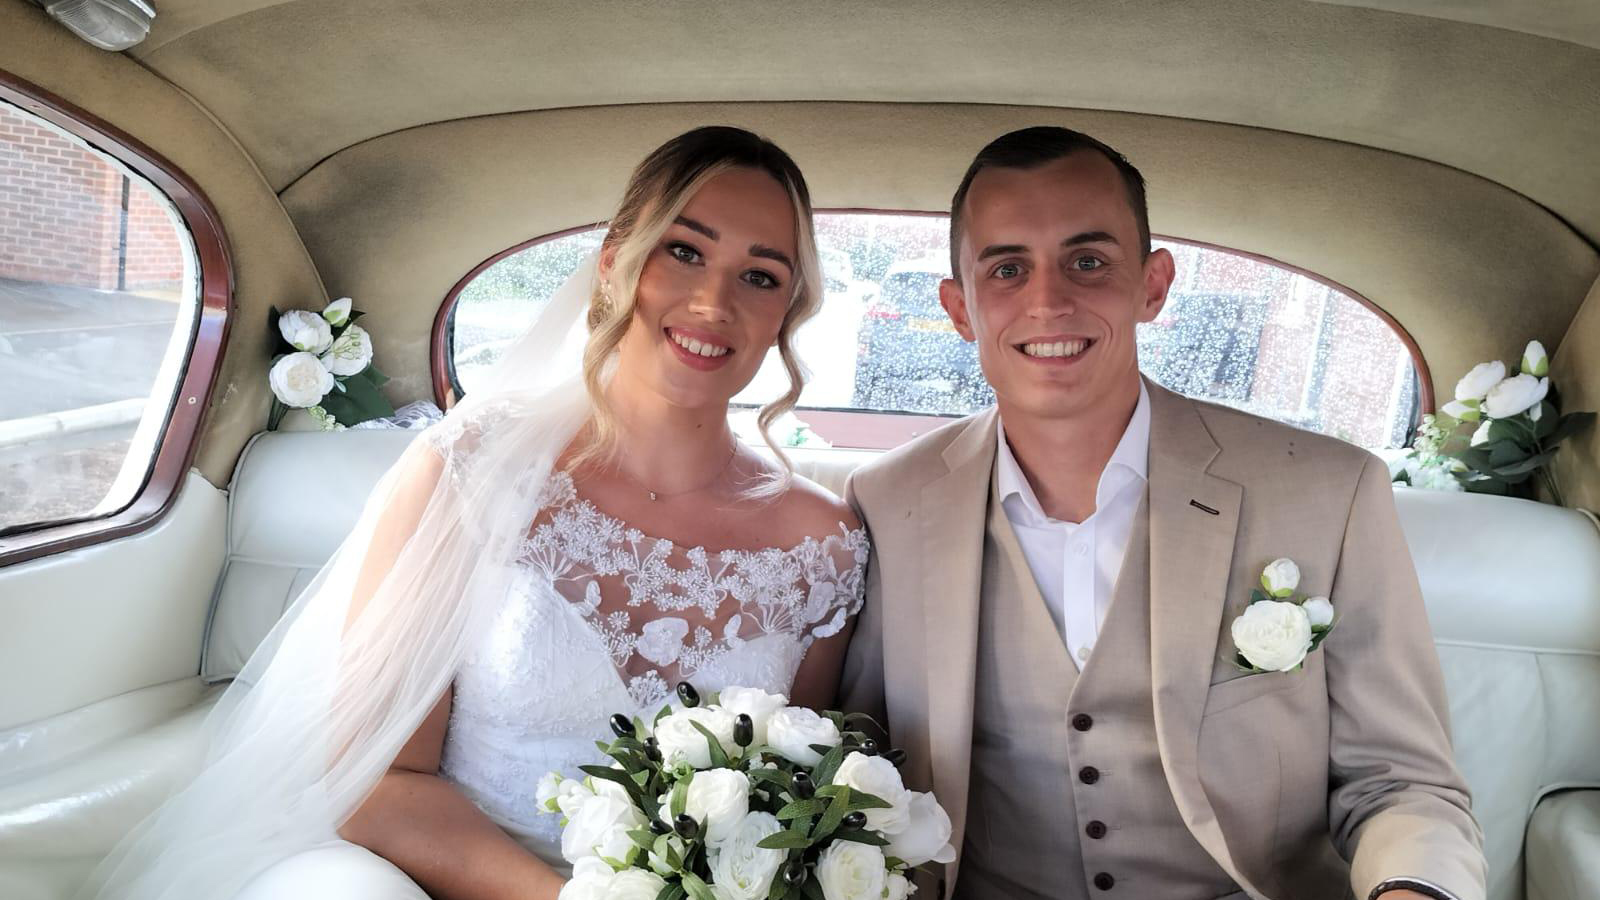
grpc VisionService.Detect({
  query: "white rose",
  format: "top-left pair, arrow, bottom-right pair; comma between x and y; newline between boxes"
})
654,706 -> 738,769
1231,600 -> 1314,672
1301,596 -> 1335,629
604,868 -> 667,900
320,323 -> 374,376
321,297 -> 353,327
832,753 -> 913,835
1439,399 -> 1480,422
1260,557 -> 1300,598
278,309 -> 334,353
559,858 -> 614,900
708,811 -> 784,900
814,841 -> 886,900
1454,360 -> 1506,401
884,872 -> 914,900
537,772 -> 566,812
718,687 -> 789,747
1522,340 -> 1549,377
766,707 -> 841,767
561,792 -> 645,862
1483,374 -> 1549,419
594,825 -> 638,865
268,351 -> 334,408
885,792 -> 956,866
1470,420 -> 1493,447
556,779 -> 595,819
685,768 -> 751,845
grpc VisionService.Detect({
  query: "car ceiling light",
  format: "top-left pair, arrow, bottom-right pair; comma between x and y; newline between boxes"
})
44,0 -> 156,51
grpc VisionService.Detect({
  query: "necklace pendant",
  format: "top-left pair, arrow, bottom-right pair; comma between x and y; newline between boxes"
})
648,491 -> 658,501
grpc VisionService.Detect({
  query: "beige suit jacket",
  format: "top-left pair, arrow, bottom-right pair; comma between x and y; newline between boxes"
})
839,380 -> 1486,900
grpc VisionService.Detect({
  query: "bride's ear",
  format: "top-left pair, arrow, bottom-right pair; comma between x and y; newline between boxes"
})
597,244 -> 618,283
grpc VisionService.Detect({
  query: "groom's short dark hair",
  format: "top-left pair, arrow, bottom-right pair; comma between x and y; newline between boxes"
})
948,126 -> 1151,277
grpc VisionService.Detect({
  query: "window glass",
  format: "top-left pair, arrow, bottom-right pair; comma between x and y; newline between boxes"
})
445,213 -> 1419,449
0,99 -> 200,532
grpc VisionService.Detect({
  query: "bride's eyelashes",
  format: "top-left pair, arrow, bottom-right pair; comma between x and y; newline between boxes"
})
663,240 -> 784,291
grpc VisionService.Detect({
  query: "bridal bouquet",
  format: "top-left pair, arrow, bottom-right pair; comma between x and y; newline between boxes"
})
1392,340 -> 1593,504
540,684 -> 954,900
266,298 -> 394,431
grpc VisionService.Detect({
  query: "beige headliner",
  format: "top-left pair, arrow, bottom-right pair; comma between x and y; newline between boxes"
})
125,0 -> 1600,248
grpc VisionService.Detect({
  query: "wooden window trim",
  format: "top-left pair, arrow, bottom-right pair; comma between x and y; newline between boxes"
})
0,69 -> 233,567
430,211 -> 1431,449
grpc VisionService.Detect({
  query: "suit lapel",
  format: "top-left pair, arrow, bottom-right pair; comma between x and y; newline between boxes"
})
1144,382 -> 1270,899
918,407 -> 996,881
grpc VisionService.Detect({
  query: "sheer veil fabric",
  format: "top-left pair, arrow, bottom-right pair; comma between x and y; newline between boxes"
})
80,259 -> 603,900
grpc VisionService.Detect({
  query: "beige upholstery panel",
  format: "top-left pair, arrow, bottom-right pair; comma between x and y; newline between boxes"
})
279,103 -> 1599,409
1550,274 -> 1600,513
0,473 -> 227,731
1311,1 -> 1600,50
0,2 -> 328,486
128,0 -> 1600,253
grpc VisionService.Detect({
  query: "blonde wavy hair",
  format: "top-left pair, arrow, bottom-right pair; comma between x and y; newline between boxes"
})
576,126 -> 823,495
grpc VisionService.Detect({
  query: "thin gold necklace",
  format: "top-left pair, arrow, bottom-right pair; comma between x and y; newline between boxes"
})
620,439 -> 740,501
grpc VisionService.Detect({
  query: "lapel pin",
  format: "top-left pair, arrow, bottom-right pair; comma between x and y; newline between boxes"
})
1189,499 -> 1220,516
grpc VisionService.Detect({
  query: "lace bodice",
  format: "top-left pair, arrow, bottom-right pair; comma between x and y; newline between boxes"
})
438,470 -> 868,867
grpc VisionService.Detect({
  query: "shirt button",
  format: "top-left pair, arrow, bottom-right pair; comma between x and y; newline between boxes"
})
1076,645 -> 1092,662
1079,766 -> 1100,785
1073,542 -> 1089,557
1093,872 -> 1115,890
1086,820 -> 1108,839
1072,714 -> 1093,732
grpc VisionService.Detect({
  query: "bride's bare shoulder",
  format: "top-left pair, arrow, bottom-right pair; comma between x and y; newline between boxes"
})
765,470 -> 862,543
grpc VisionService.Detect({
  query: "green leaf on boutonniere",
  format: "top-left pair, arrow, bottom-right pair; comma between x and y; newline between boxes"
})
1548,411 -> 1597,447
1249,588 -> 1271,606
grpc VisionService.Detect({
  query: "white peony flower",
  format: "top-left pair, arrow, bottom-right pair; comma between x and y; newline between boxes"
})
278,309 -> 334,354
685,768 -> 751,846
559,858 -> 614,900
885,872 -> 914,900
766,707 -> 841,767
708,811 -> 784,900
320,323 -> 374,376
885,792 -> 956,866
1301,596 -> 1335,629
1440,399 -> 1480,422
268,351 -> 334,408
1231,600 -> 1314,672
561,792 -> 645,863
815,841 -> 887,900
1470,420 -> 1493,447
321,297 -> 353,327
832,753 -> 913,835
654,706 -> 739,769
556,779 -> 595,819
718,687 -> 789,747
1260,558 -> 1300,598
537,772 -> 566,812
1522,340 -> 1549,377
594,824 -> 638,866
1455,360 -> 1506,402
604,868 -> 668,900
1483,374 -> 1549,419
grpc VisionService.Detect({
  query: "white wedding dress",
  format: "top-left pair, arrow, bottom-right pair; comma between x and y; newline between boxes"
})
238,464 -> 868,897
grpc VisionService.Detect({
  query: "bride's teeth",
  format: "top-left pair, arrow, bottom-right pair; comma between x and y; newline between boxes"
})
670,330 -> 729,358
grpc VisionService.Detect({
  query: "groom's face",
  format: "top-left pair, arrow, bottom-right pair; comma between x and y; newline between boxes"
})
940,152 -> 1174,421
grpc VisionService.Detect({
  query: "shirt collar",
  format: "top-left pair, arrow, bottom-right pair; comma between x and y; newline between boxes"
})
996,380 -> 1151,526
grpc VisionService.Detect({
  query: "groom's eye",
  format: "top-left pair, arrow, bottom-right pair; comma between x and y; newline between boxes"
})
1071,256 -> 1106,271
991,262 -> 1023,279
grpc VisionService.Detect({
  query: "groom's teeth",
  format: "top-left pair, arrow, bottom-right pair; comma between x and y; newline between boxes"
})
670,331 -> 730,358
1022,340 -> 1088,358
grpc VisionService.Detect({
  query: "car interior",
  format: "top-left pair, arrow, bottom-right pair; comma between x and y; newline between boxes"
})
1,1 -> 1598,898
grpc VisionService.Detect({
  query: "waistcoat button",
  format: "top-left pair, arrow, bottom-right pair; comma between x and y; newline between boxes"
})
1086,820 -> 1108,839
1093,872 -> 1115,890
1079,766 -> 1100,784
1072,713 -> 1093,731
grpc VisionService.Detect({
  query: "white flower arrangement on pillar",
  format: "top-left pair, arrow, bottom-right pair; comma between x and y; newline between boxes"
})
266,298 -> 394,431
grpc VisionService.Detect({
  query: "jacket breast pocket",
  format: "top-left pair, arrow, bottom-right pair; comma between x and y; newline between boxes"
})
1202,669 -> 1305,717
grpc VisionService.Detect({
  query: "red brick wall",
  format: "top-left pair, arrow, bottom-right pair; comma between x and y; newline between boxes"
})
0,103 -> 184,291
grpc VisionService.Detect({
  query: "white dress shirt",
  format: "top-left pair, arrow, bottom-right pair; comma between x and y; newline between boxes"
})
995,382 -> 1151,670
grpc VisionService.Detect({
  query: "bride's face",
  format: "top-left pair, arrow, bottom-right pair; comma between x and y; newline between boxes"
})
614,167 -> 799,411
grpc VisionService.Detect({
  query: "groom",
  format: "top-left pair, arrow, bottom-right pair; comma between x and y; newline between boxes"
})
838,127 -> 1485,900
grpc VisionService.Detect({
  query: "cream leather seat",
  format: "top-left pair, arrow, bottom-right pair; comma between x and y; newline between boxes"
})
2,429 -> 1598,900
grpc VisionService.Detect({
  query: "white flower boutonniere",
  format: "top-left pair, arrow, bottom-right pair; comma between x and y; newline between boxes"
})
1230,557 -> 1337,673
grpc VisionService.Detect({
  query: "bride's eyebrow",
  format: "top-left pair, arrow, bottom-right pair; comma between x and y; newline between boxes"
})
675,215 -> 792,272
674,216 -> 718,240
750,245 -> 794,272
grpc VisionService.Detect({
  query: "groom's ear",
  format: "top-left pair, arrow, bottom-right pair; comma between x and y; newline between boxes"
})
939,277 -> 978,342
1138,247 -> 1176,325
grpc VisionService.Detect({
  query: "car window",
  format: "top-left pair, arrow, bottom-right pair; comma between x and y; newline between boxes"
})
0,98 -> 203,534
443,213 -> 1422,449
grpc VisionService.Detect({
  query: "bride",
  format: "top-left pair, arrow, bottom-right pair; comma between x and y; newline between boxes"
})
85,126 -> 868,900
